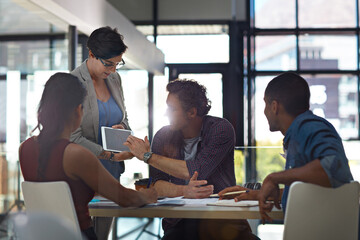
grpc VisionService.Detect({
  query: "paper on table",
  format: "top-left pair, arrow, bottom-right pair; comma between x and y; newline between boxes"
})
147,198 -> 186,206
210,190 -> 249,198
147,197 -> 218,206
90,196 -> 221,207
180,197 -> 218,206
207,199 -> 258,207
89,197 -> 118,206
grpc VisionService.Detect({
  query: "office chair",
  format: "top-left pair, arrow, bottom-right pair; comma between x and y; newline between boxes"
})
283,181 -> 359,240
21,181 -> 83,240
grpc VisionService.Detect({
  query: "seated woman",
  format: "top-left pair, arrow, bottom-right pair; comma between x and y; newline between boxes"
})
19,72 -> 157,240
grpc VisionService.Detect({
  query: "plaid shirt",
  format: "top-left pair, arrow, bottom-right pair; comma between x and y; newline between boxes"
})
150,115 -> 236,231
150,115 -> 236,194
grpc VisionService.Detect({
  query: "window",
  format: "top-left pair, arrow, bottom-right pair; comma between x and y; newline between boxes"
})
299,35 -> 357,70
118,70 -> 150,187
156,35 -> 229,63
153,68 -> 170,135
255,74 -> 359,180
255,0 -> 296,28
252,0 -> 360,186
0,0 -> 73,213
255,36 -> 297,71
0,0 -> 64,34
178,73 -> 223,118
298,0 -> 356,28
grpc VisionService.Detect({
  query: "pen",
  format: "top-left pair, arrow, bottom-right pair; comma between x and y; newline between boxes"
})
210,190 -> 249,198
146,177 -> 152,188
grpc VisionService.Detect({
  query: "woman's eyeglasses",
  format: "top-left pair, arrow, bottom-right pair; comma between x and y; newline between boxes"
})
97,57 -> 125,69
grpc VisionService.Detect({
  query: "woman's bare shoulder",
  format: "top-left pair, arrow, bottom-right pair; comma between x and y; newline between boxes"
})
64,143 -> 98,164
63,143 -> 100,180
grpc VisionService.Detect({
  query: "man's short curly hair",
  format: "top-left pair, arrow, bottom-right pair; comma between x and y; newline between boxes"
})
166,79 -> 211,117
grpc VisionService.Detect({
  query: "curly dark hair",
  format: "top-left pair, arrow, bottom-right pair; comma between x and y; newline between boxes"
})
87,26 -> 128,59
166,79 -> 211,117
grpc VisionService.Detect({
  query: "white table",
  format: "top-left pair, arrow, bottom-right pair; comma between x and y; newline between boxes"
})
88,199 -> 284,220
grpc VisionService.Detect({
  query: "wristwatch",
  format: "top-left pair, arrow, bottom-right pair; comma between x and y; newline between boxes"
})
143,152 -> 153,164
109,152 -> 114,161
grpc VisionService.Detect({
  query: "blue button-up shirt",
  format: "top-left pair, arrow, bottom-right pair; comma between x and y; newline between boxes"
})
281,110 -> 353,211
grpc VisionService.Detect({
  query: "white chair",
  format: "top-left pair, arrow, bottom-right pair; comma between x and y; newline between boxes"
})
283,181 -> 359,240
21,181 -> 83,240
11,212 -> 81,240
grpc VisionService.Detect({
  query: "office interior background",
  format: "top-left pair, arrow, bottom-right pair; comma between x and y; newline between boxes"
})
0,0 -> 359,238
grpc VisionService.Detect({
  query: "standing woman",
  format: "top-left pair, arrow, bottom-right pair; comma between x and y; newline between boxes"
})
19,73 -> 157,240
70,26 -> 132,239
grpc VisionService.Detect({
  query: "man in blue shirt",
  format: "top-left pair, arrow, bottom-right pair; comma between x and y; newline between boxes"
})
220,72 -> 353,223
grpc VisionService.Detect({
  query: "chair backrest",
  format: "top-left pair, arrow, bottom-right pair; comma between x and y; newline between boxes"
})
11,212 -> 82,240
283,181 -> 359,240
21,181 -> 82,239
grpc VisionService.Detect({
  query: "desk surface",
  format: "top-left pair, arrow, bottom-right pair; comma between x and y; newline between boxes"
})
89,202 -> 284,220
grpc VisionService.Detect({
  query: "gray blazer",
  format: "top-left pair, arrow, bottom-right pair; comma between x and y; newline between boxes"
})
70,60 -> 130,156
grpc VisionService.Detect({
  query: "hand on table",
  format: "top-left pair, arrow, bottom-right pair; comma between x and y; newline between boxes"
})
124,135 -> 150,160
258,174 -> 281,224
139,187 -> 158,204
183,171 -> 213,199
218,185 -> 258,201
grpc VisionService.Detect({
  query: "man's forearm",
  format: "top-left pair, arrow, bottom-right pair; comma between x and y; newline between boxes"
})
268,159 -> 331,187
125,135 -> 190,179
149,154 -> 190,180
154,180 -> 185,197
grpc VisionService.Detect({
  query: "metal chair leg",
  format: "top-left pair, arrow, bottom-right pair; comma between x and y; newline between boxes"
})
134,218 -> 162,240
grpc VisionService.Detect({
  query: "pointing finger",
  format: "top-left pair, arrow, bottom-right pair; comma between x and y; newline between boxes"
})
190,171 -> 198,181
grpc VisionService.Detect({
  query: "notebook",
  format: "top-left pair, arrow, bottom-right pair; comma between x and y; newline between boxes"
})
147,197 -> 186,206
101,126 -> 132,152
207,200 -> 259,207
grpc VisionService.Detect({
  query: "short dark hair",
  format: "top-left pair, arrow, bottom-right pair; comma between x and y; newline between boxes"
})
167,79 -> 211,117
87,26 -> 128,59
265,72 -> 310,117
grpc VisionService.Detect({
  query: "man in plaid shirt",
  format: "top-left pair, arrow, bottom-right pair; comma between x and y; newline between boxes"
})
125,79 -> 258,240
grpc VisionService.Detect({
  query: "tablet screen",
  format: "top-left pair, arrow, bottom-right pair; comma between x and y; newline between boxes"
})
101,126 -> 132,152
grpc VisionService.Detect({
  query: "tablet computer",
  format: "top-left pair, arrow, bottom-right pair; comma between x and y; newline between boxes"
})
101,126 -> 132,152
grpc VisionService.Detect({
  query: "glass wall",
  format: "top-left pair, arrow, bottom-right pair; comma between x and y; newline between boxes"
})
299,35 -> 357,70
255,74 -> 359,181
253,0 -> 360,186
153,68 -> 170,135
0,0 -> 71,214
253,0 -> 360,236
139,25 -> 232,181
0,0 -> 64,34
117,70 -> 150,187
255,0 -> 296,28
0,40 -> 73,75
255,36 -> 297,71
178,73 -> 223,118
298,0 -> 356,28
156,34 -> 229,63
255,76 -> 286,182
